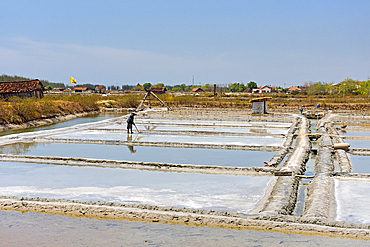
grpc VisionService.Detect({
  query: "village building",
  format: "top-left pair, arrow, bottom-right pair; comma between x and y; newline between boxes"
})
73,87 -> 89,93
252,85 -> 274,93
149,87 -> 167,94
95,85 -> 106,94
192,87 -> 204,93
288,86 -> 301,93
0,79 -> 45,99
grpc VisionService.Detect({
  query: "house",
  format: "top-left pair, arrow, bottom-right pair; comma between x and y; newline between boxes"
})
73,87 -> 88,93
288,87 -> 301,92
192,88 -> 204,93
252,85 -> 273,93
95,85 -> 106,94
150,87 -> 167,94
0,79 -> 45,99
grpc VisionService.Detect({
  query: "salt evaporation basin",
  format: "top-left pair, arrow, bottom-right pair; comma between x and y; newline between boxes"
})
95,125 -> 289,135
136,119 -> 292,128
345,140 -> 370,149
0,162 -> 271,213
51,131 -> 285,146
335,178 -> 370,224
338,130 -> 370,137
350,155 -> 370,174
0,142 -> 275,168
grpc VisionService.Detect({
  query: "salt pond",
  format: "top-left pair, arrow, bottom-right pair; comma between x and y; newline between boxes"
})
0,112 -> 124,137
0,142 -> 275,167
95,125 -> 289,135
0,162 -> 271,213
335,178 -> 370,224
350,155 -> 370,173
345,140 -> 370,149
136,119 -> 292,128
51,131 -> 285,146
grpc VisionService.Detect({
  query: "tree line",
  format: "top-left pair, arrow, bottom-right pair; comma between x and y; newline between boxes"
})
1,74 -> 369,95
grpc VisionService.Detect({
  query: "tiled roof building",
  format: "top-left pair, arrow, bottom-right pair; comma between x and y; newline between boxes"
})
150,87 -> 167,94
0,79 -> 44,99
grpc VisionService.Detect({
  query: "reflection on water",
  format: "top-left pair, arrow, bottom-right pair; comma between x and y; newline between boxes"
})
0,112 -> 125,137
0,142 -> 40,155
0,142 -> 275,167
126,134 -> 136,154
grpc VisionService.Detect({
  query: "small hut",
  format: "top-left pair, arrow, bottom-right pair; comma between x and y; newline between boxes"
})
149,87 -> 167,94
0,79 -> 45,99
250,97 -> 272,114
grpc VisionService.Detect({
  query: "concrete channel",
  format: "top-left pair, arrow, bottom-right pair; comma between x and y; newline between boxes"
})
0,108 -> 370,240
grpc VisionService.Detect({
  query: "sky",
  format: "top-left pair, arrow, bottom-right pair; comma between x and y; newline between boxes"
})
0,0 -> 369,87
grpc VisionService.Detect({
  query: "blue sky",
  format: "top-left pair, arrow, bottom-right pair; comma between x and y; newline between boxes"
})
1,0 -> 369,87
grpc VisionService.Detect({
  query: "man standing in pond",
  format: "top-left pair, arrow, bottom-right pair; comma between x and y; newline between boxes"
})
127,112 -> 136,134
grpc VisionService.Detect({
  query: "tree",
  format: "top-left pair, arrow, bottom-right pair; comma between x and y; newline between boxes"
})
339,78 -> 358,95
143,82 -> 152,90
154,83 -> 165,87
201,83 -> 213,92
247,81 -> 257,91
238,83 -> 247,92
308,82 -> 327,95
172,87 -> 182,92
229,83 -> 239,92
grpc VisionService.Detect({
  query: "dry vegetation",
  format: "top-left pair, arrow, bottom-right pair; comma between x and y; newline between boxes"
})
0,93 -> 369,125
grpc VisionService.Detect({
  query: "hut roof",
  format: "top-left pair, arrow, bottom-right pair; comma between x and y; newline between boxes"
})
250,97 -> 272,103
73,87 -> 88,91
150,87 -> 167,93
0,79 -> 44,93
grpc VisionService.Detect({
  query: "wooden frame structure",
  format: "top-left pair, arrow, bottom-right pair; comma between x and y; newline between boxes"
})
136,84 -> 172,111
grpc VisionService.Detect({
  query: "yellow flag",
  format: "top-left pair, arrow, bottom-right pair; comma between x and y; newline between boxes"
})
71,77 -> 77,84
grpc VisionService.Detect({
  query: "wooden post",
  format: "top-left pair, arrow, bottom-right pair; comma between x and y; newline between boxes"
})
148,93 -> 151,109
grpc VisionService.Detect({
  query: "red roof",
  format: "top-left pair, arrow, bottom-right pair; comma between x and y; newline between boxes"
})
73,87 -> 88,91
0,79 -> 44,93
192,87 -> 204,92
150,87 -> 167,92
289,87 -> 301,91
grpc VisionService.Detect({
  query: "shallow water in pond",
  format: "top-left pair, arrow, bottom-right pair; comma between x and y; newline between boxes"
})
1,210 -> 367,247
52,131 -> 285,146
0,162 -> 271,213
135,119 -> 292,128
0,112 -> 124,137
335,178 -> 370,224
0,142 -> 275,167
345,140 -> 370,149
350,155 -> 370,173
96,125 -> 289,135
339,130 -> 370,137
